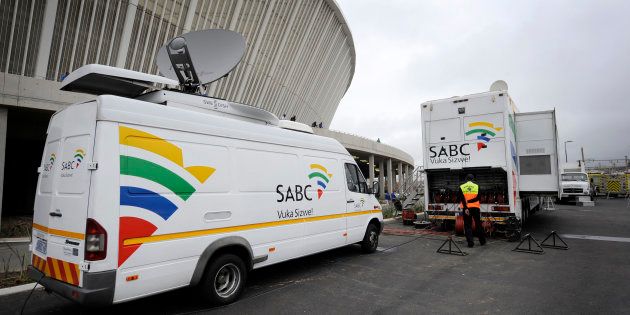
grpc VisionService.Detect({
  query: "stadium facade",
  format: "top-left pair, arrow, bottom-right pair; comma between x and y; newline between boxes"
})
0,0 -> 413,225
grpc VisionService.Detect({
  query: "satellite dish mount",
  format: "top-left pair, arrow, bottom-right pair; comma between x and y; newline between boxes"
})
166,37 -> 200,93
490,80 -> 509,92
156,29 -> 247,95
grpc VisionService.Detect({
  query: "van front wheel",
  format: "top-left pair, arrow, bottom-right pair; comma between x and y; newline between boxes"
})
361,223 -> 379,253
199,253 -> 247,305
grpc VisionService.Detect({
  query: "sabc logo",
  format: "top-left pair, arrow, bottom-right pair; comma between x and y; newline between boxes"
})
61,149 -> 85,170
276,164 -> 333,202
43,153 -> 56,172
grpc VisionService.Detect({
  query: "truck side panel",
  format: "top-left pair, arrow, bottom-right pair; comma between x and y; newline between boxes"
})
112,123 -> 380,302
515,111 -> 560,194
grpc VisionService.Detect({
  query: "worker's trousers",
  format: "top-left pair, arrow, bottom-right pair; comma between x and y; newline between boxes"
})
463,207 -> 486,245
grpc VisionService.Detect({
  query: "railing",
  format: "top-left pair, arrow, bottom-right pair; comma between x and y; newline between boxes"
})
585,159 -> 629,173
400,166 -> 425,207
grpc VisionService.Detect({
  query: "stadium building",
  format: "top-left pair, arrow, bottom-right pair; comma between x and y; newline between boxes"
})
0,0 -> 413,228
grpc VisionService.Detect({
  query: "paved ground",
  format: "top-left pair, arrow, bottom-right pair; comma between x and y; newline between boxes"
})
2,198 -> 629,314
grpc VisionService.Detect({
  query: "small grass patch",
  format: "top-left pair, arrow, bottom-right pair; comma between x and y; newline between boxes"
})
382,205 -> 397,219
0,216 -> 32,238
0,271 -> 33,288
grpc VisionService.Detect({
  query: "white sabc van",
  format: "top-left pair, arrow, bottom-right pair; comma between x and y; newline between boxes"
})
27,64 -> 383,306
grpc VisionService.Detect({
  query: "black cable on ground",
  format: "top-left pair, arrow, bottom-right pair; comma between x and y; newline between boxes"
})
20,273 -> 43,315
175,233 -> 433,315
378,234 -> 426,252
176,230 -> 507,315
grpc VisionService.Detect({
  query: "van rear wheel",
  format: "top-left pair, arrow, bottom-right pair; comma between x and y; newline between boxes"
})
198,253 -> 247,305
361,223 -> 379,253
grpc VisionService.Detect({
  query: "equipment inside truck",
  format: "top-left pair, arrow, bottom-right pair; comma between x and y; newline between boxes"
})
427,168 -> 509,208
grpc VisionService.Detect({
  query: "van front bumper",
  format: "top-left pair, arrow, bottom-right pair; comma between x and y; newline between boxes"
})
28,266 -> 115,307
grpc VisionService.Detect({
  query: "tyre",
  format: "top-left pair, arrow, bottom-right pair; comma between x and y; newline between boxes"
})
361,223 -> 380,253
198,253 -> 247,305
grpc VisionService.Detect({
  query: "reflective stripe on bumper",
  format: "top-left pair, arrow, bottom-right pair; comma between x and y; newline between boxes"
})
28,267 -> 115,306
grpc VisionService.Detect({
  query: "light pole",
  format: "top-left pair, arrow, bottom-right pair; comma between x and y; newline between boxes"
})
564,140 -> 573,163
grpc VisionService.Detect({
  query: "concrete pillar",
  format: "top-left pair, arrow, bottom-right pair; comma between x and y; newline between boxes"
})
235,0 -> 276,102
34,0 -> 59,78
405,164 -> 413,188
116,0 -> 140,68
378,159 -> 385,200
0,109 -> 7,230
368,154 -> 375,191
397,161 -> 403,192
387,158 -> 393,195
183,0 -> 199,31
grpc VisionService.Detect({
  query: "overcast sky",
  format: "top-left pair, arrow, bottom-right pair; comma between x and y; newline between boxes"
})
331,0 -> 630,166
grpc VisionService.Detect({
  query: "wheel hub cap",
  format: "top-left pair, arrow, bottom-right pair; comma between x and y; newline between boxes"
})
214,263 -> 241,298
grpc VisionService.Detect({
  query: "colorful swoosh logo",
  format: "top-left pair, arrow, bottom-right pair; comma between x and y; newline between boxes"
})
74,149 -> 84,165
466,121 -> 503,151
308,164 -> 332,199
118,126 -> 215,266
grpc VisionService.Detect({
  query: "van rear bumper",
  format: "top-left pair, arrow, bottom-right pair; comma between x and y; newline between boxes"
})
28,266 -> 115,306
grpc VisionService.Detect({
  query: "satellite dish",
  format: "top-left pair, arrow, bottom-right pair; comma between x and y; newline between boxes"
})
156,29 -> 246,92
490,80 -> 508,92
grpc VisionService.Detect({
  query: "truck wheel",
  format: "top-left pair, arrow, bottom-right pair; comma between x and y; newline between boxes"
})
198,253 -> 247,305
361,223 -> 379,253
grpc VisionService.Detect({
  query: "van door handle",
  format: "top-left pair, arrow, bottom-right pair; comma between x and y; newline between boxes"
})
49,212 -> 62,217
347,199 -> 354,204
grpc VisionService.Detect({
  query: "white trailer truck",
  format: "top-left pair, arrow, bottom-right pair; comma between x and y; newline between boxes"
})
421,82 -> 560,233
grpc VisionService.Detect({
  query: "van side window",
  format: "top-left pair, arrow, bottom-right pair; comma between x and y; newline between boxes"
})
344,163 -> 368,194
345,164 -> 357,192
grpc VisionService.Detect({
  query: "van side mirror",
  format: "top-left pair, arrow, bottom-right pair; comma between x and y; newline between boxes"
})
371,182 -> 380,195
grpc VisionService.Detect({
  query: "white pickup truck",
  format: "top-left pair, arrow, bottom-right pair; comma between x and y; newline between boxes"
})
560,172 -> 590,201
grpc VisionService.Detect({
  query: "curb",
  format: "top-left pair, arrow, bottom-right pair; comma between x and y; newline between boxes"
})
383,216 -> 402,222
0,282 -> 41,296
0,237 -> 31,244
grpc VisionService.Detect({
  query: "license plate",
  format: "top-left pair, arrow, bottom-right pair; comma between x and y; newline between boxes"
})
36,238 -> 47,255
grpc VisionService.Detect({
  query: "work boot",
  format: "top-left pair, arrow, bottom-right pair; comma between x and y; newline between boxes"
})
480,239 -> 486,246
467,242 -> 474,248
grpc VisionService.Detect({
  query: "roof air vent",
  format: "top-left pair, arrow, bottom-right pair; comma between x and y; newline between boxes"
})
278,120 -> 314,134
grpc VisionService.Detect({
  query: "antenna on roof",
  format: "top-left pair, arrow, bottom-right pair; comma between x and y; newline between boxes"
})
59,29 -> 247,97
490,80 -> 508,92
156,29 -> 247,94
164,37 -> 200,92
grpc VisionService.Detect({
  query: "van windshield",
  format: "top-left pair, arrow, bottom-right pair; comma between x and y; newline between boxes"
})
562,173 -> 587,181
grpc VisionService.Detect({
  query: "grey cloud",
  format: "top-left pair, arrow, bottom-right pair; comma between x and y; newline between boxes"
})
331,0 -> 630,164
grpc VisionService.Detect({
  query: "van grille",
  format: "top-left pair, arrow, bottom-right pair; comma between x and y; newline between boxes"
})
526,148 -> 545,154
563,188 -> 583,193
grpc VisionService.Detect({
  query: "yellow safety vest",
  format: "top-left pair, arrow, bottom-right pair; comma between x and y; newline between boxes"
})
459,181 -> 480,209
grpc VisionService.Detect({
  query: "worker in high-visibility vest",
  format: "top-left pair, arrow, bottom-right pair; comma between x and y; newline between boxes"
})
458,174 -> 486,248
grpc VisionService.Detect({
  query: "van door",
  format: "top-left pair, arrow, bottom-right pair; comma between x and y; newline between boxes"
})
343,162 -> 371,241
31,102 -> 97,287
301,156 -> 346,251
